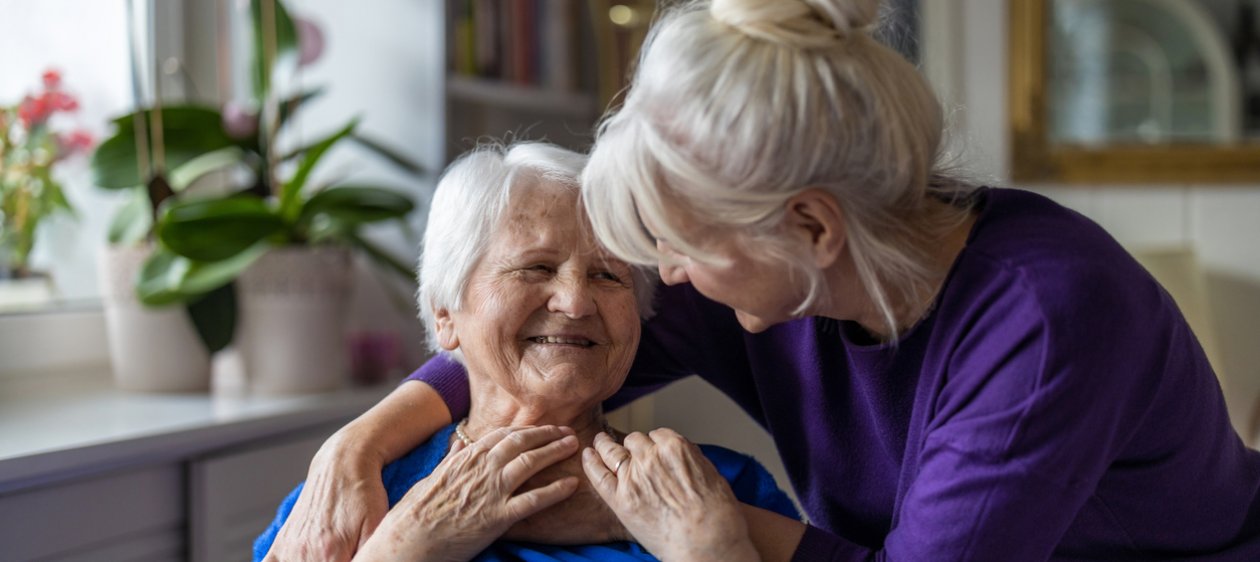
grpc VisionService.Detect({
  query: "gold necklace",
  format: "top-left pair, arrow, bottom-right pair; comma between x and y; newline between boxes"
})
454,418 -> 616,446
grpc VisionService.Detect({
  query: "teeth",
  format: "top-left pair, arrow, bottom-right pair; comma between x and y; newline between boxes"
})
531,336 -> 592,346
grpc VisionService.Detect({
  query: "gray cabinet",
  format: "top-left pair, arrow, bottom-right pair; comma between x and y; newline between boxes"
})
0,424 -> 340,562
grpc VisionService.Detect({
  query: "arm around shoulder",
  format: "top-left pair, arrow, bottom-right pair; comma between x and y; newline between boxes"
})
264,380 -> 453,561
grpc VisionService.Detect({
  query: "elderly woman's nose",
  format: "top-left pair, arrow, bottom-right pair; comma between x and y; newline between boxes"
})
548,276 -> 597,318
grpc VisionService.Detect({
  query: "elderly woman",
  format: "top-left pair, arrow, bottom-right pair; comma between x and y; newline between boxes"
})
254,142 -> 797,561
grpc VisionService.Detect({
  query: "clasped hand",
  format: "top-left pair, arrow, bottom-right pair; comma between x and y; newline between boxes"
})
354,425 -> 581,561
270,426 -> 755,561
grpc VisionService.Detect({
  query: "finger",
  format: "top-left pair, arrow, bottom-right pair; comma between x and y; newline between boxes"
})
622,431 -> 654,456
504,477 -> 579,523
431,436 -> 468,472
582,447 -> 620,502
593,432 -> 632,472
474,426 -> 517,452
488,425 -> 574,465
647,427 -> 685,443
501,434 -> 580,488
648,428 -> 696,458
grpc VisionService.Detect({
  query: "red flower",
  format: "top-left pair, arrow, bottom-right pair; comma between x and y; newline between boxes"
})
42,69 -> 62,90
17,95 -> 49,128
57,130 -> 95,156
44,91 -> 79,112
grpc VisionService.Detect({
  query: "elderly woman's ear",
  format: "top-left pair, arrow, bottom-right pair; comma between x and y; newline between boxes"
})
785,188 -> 847,269
434,308 -> 460,351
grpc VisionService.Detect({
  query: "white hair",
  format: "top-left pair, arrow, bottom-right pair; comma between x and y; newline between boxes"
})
418,141 -> 657,361
582,0 -> 974,341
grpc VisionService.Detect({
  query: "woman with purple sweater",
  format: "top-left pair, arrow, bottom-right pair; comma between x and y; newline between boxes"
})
266,0 -> 1260,560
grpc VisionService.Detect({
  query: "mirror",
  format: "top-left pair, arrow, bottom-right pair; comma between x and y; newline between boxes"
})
1009,0 -> 1260,183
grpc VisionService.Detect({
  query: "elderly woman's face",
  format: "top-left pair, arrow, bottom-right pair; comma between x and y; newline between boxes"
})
438,181 -> 640,407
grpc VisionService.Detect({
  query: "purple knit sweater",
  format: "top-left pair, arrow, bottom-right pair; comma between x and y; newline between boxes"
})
408,188 -> 1260,561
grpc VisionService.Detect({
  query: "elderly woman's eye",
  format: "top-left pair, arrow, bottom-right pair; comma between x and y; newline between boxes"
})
593,271 -> 628,284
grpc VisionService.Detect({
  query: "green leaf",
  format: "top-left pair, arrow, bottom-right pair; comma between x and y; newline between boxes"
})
169,147 -> 246,191
279,119 -> 358,220
349,133 -> 425,175
278,88 -> 325,128
43,179 -> 75,215
108,188 -> 153,245
250,0 -> 299,101
136,249 -> 192,306
157,196 -> 287,262
299,185 -> 415,228
186,283 -> 237,353
91,106 -> 237,189
137,244 -> 270,306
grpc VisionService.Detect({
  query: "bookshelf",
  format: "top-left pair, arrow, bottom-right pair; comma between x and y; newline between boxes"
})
442,0 -> 654,161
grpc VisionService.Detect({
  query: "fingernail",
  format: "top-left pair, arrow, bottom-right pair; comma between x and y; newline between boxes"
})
560,435 -> 578,446
560,425 -> 576,435
582,447 -> 594,459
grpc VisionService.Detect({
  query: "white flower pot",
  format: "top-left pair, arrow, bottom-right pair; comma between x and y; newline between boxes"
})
237,246 -> 353,394
98,244 -> 212,392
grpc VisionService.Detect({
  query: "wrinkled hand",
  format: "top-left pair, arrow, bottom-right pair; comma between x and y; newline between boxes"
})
355,426 -> 580,562
583,429 -> 758,562
266,442 -> 389,561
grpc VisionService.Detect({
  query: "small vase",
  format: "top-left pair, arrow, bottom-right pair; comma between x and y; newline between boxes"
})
237,246 -> 353,394
98,244 -> 212,392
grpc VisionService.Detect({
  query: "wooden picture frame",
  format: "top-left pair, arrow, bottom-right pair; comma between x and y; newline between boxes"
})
1008,0 -> 1260,184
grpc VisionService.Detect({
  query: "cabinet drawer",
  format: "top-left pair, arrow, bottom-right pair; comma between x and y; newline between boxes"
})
0,465 -> 183,561
190,425 -> 341,562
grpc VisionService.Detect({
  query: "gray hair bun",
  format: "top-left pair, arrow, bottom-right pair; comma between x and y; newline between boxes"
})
710,0 -> 880,49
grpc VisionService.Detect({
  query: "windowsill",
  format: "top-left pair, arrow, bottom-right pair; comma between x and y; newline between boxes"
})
0,369 -> 392,493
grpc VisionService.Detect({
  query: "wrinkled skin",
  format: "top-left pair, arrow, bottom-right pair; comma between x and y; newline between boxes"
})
583,429 -> 759,562
354,425 -> 581,561
264,439 -> 388,562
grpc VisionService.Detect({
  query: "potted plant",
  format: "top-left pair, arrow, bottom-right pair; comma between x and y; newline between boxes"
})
0,69 -> 94,307
91,0 -> 422,393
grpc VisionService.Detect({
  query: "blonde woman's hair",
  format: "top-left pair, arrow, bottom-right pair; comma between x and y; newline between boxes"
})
417,142 -> 656,362
582,0 -> 974,340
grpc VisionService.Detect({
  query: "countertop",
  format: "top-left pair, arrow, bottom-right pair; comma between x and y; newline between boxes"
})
0,370 -> 393,493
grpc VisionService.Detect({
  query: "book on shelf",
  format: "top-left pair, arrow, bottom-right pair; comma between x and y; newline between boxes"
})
447,0 -> 581,93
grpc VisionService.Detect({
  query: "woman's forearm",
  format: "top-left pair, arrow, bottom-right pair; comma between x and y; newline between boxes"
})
265,383 -> 453,561
741,504 -> 808,562
332,380 -> 454,465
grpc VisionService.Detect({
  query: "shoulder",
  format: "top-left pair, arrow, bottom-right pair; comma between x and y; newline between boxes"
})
948,187 -> 1168,335
697,444 -> 800,520
925,190 -> 1192,453
380,424 -> 459,505
965,188 -> 1134,281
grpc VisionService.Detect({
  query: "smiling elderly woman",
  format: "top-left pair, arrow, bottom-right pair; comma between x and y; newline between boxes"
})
253,142 -> 797,562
